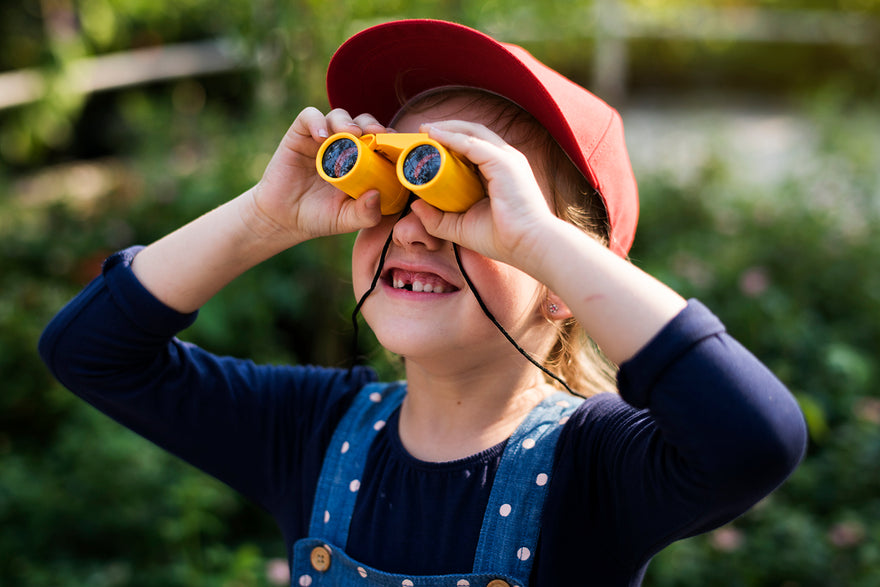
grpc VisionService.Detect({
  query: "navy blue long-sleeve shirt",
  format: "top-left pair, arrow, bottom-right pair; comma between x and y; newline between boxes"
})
38,247 -> 807,585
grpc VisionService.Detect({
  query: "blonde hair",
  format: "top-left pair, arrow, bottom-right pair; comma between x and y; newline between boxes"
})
395,88 -> 619,397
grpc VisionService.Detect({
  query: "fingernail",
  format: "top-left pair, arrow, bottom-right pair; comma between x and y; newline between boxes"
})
317,128 -> 328,138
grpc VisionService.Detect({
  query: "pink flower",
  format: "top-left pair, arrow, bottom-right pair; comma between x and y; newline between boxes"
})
266,558 -> 290,585
854,397 -> 880,424
739,266 -> 770,298
710,526 -> 745,552
828,521 -> 866,548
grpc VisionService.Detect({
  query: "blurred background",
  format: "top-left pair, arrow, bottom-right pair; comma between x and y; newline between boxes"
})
1,0 -> 879,585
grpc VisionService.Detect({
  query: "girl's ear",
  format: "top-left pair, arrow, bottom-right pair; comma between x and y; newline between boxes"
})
543,291 -> 573,321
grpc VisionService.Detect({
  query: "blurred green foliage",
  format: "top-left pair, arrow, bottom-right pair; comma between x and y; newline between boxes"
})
1,1 -> 879,585
630,91 -> 880,586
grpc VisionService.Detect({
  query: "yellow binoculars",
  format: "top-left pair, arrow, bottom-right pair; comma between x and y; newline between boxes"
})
316,132 -> 484,215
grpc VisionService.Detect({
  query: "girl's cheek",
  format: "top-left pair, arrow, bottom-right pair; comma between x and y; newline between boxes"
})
351,221 -> 393,295
459,247 -> 544,313
351,233 -> 372,296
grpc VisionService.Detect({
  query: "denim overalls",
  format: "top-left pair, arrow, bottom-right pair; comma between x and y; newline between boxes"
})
291,382 -> 582,587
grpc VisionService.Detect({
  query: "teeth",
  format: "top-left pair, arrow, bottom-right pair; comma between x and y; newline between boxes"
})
390,277 -> 446,293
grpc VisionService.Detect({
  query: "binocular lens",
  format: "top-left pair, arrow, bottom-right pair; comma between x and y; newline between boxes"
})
401,145 -> 442,185
321,137 -> 359,178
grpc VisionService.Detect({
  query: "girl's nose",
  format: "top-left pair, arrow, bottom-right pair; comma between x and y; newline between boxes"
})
392,208 -> 445,251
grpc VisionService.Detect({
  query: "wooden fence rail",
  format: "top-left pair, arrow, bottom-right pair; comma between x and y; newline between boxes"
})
0,6 -> 876,110
0,39 -> 245,110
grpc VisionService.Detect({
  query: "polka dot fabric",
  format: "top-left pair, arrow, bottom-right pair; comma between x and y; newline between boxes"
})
307,382 -> 407,545
293,383 -> 582,586
472,394 -> 582,580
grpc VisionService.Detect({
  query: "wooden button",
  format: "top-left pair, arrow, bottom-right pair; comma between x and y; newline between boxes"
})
487,580 -> 510,587
310,545 -> 331,572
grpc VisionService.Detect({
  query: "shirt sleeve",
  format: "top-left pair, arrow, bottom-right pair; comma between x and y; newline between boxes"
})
38,246 -> 377,512
617,299 -> 806,504
550,299 -> 807,579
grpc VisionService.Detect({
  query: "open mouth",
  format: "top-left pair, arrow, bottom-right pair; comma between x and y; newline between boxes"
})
386,268 -> 459,294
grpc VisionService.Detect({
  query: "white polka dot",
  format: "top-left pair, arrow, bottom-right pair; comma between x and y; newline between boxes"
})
323,510 -> 330,523
358,567 -> 368,578
517,547 -> 531,561
522,438 -> 536,449
499,503 -> 512,517
298,575 -> 313,586
402,580 -> 414,587
558,416 -> 570,426
457,581 -> 471,586
373,420 -> 386,431
369,391 -> 382,403
536,473 -> 548,486
341,441 -> 350,454
349,479 -> 361,492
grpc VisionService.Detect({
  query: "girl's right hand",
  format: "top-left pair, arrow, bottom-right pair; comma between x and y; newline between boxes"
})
244,107 -> 388,246
130,108 -> 392,314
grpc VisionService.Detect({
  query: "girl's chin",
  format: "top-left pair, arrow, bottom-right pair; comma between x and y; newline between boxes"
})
369,324 -> 481,364
372,330 -> 457,358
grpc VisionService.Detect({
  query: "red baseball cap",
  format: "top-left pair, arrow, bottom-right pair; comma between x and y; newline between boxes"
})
326,19 -> 638,257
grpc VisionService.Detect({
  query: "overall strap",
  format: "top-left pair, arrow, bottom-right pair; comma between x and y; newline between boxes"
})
473,392 -> 583,579
308,381 -> 407,545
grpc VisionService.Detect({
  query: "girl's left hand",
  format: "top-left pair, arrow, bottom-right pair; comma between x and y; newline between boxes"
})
411,121 -> 690,366
409,121 -> 562,274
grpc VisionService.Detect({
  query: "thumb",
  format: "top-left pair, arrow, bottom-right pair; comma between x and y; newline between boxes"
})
410,199 -> 464,243
335,190 -> 383,233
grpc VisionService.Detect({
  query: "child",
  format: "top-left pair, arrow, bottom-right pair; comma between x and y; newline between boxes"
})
39,19 -> 806,586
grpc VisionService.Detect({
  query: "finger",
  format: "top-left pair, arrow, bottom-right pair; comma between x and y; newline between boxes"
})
286,106 -> 331,142
424,119 -> 507,146
276,108 -> 332,161
352,113 -> 388,135
426,123 -> 537,195
422,123 -> 514,170
326,108 -> 366,135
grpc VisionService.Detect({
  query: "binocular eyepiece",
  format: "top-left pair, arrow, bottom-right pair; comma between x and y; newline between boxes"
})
316,132 -> 484,215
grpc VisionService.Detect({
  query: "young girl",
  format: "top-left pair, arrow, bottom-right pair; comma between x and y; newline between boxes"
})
39,19 -> 806,586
